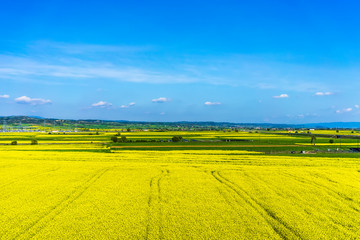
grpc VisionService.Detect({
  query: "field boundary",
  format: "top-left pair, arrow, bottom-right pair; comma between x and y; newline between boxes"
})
111,145 -> 302,149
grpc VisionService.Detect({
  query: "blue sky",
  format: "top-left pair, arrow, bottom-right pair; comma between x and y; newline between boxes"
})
1,0 -> 360,123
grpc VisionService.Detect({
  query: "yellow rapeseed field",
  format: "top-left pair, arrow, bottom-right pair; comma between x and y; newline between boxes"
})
1,133 -> 360,239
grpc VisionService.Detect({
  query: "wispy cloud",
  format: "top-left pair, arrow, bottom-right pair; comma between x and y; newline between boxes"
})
2,42 -> 360,93
0,55 -> 197,84
152,97 -> 170,103
273,94 -> 289,99
29,41 -> 152,55
0,94 -> 9,99
204,101 -> 221,106
314,92 -> 333,96
15,96 -> 51,105
91,101 -> 112,108
256,83 -> 276,89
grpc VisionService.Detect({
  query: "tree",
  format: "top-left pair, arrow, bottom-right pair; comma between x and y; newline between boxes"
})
31,139 -> 38,145
310,135 -> 317,145
111,136 -> 118,143
127,128 -> 131,132
11,140 -> 17,145
121,136 -> 127,142
329,139 -> 334,144
172,136 -> 183,142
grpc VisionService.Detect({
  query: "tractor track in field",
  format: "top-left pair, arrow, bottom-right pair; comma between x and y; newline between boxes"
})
280,172 -> 360,213
145,169 -> 170,240
0,167 -> 61,192
239,171 -> 354,234
210,170 -> 301,240
0,163 -> 17,169
8,167 -> 112,240
203,170 -> 245,215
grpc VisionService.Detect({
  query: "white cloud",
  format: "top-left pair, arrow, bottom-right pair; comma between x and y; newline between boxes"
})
120,102 -> 136,109
91,101 -> 112,108
15,96 -> 51,105
355,104 -> 359,109
121,102 -> 136,108
315,92 -> 333,96
152,97 -> 170,103
0,94 -> 9,99
204,101 -> 221,106
120,102 -> 136,108
336,107 -> 353,114
273,94 -> 289,99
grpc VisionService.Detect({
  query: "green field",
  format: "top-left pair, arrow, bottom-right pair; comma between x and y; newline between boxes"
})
1,130 -> 360,239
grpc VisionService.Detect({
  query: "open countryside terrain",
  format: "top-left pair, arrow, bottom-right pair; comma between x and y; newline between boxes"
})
1,129 -> 360,239
3,0 -> 360,239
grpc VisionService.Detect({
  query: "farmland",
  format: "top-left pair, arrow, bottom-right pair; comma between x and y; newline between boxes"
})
1,129 -> 360,239
4,0 -> 360,239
